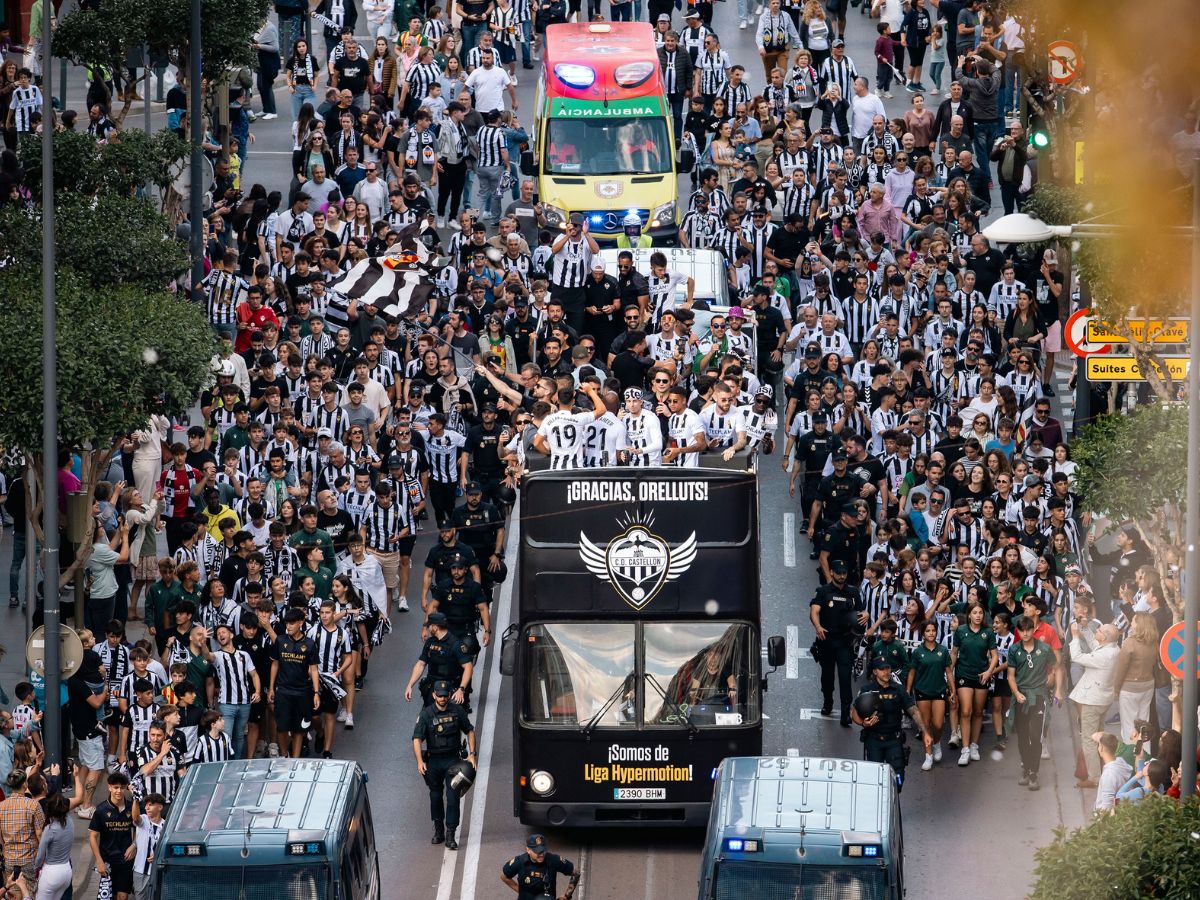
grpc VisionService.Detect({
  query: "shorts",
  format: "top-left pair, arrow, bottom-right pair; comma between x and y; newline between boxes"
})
274,690 -> 313,732
370,548 -> 401,590
989,676 -> 1012,697
397,534 -> 417,556
1043,319 -> 1063,353
248,698 -> 267,724
915,689 -> 947,702
105,707 -> 123,732
318,683 -> 340,715
955,675 -> 988,691
104,857 -> 135,895
77,734 -> 105,771
496,41 -> 516,64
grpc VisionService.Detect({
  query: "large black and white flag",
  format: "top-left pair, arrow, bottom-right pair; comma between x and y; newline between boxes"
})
329,225 -> 442,321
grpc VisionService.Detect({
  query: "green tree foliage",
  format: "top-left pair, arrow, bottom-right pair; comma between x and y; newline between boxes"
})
51,0 -> 270,86
1031,795 -> 1200,900
0,269 -> 215,579
14,129 -> 190,200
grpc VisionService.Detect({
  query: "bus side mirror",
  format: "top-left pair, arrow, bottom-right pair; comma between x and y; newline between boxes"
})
520,149 -> 538,177
766,635 -> 786,670
499,624 -> 519,676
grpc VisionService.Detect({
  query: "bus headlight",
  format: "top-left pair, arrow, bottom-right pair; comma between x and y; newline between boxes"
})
650,201 -> 676,228
542,204 -> 566,227
530,770 -> 556,795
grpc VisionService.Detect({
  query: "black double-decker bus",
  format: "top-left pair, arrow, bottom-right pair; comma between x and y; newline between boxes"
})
500,466 -> 783,827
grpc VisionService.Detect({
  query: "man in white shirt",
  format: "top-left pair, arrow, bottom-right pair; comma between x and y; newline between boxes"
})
352,162 -> 389,221
534,382 -> 606,469
464,48 -> 516,113
619,389 -> 664,467
664,388 -> 706,468
1093,731 -> 1132,812
850,76 -> 888,144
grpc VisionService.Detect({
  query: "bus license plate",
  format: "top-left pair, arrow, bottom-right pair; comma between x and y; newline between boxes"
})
614,788 -> 665,800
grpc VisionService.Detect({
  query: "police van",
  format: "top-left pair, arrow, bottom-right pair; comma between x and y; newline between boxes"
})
697,756 -> 903,899
152,758 -> 378,900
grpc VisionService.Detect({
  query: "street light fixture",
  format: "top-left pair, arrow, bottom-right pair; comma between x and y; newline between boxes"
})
982,179 -> 1200,800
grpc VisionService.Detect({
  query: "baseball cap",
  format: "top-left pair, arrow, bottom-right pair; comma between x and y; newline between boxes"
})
804,345 -> 822,358
869,656 -> 892,671
482,402 -> 498,413
591,259 -> 606,272
316,427 -> 334,439
449,554 -> 469,567
464,481 -> 482,494
830,559 -> 849,574
527,834 -> 547,851
426,611 -> 448,626
569,212 -> 586,226
832,38 -> 845,47
812,411 -> 829,424
388,453 -> 404,467
684,8 -> 700,17
432,680 -> 451,697
831,448 -> 848,461
514,295 -> 529,307
658,12 -> 672,21
1023,474 -> 1042,491
755,384 -> 774,399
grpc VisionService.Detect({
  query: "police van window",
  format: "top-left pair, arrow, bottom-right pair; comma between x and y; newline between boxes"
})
522,623 -> 637,726
544,118 -> 672,175
643,623 -> 758,727
712,861 -> 888,900
159,865 -> 330,900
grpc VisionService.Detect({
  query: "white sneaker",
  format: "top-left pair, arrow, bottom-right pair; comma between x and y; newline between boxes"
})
267,742 -> 280,758
739,18 -> 747,29
958,747 -> 970,767
398,597 -> 410,612
875,88 -> 882,97
449,220 -> 462,231
344,713 -> 355,730
1041,745 -> 1051,760
77,805 -> 96,820
921,754 -> 933,771
336,708 -> 348,723
990,747 -> 1004,761
948,729 -> 961,749
261,112 -> 278,120
883,90 -> 893,99
932,744 -> 943,762
511,75 -> 519,86
930,87 -> 940,95
969,743 -> 980,762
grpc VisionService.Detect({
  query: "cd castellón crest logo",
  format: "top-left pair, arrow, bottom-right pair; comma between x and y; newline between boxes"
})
579,512 -> 697,610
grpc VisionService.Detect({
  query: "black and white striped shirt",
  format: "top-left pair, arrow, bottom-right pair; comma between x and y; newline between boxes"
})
780,181 -> 815,219
135,743 -> 181,803
811,142 -> 842,185
10,84 -> 42,133
842,296 -> 878,345
425,430 -> 466,483
405,62 -> 441,103
860,579 -> 891,624
476,124 -> 507,168
118,670 -> 165,708
363,498 -> 411,552
264,543 -> 301,582
97,642 -> 131,710
342,487 -> 376,529
720,81 -> 752,113
698,49 -> 731,96
122,701 -> 159,756
740,222 -> 776,280
191,731 -> 234,763
211,648 -> 257,706
306,622 -> 351,674
312,405 -> 350,442
201,271 -> 247,325
550,237 -> 592,289
817,55 -> 857,102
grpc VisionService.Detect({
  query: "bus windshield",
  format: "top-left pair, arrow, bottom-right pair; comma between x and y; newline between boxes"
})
545,117 -> 673,176
713,862 -> 888,900
522,622 -> 757,728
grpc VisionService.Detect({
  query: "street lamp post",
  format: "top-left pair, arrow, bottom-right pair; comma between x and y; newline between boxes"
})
189,0 -> 205,289
984,174 -> 1200,798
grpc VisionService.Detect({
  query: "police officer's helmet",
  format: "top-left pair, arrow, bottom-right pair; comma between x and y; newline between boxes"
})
495,483 -> 517,506
622,212 -> 641,236
447,760 -> 476,797
852,690 -> 879,721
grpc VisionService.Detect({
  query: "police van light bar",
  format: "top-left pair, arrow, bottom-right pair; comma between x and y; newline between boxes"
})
724,838 -> 760,852
554,64 -> 596,89
287,841 -> 327,856
168,843 -> 207,858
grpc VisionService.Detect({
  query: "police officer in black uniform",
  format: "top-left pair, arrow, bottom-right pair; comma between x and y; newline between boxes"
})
791,411 -> 838,532
405,611 -> 476,709
412,679 -> 477,850
501,833 -> 580,900
450,482 -> 506,600
421,521 -> 481,609
818,503 -> 862,583
465,404 -> 508,507
851,657 -> 933,792
809,558 -> 867,726
429,555 -> 493,657
806,448 -> 864,560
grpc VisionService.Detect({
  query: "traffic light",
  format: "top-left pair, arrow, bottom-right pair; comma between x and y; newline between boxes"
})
1030,127 -> 1050,149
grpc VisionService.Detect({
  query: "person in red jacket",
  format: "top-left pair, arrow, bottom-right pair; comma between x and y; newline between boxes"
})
234,284 -> 280,354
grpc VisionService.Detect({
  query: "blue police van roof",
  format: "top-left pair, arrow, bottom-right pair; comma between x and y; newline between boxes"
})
163,758 -> 362,849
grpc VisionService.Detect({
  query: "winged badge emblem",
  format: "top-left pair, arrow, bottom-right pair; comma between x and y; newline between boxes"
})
579,524 -> 698,610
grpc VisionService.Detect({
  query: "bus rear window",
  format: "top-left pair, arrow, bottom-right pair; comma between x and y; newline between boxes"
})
713,862 -> 888,900
159,864 -> 330,900
545,118 -> 672,175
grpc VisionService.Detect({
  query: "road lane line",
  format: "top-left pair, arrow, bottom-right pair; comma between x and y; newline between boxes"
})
783,512 -> 796,567
441,500 -> 521,900
786,748 -> 799,757
786,625 -> 799,679
573,845 -> 590,900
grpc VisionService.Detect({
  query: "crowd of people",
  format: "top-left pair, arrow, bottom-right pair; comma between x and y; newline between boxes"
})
0,0 -> 1194,894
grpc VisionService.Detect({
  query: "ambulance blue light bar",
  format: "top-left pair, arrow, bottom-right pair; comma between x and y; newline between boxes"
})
724,837 -> 760,852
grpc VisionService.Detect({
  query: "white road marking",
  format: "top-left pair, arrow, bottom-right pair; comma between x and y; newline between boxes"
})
439,500 -> 521,900
786,747 -> 799,757
798,708 -> 832,721
573,846 -> 590,900
786,625 -> 799,679
782,512 -> 796,567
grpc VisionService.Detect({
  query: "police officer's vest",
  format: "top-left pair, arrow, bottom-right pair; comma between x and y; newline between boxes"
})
452,504 -> 497,554
423,636 -> 465,681
861,685 -> 904,737
426,706 -> 463,754
439,581 -> 482,632
428,542 -> 472,584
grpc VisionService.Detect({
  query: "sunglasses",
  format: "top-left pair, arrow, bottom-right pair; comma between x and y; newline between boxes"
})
652,377 -> 671,384
711,323 -> 726,329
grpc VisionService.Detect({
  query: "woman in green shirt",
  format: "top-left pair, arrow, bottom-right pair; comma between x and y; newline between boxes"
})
951,602 -> 998,767
907,620 -> 954,771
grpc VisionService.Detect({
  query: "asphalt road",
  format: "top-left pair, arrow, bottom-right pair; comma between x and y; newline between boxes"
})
23,4 -> 1095,898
